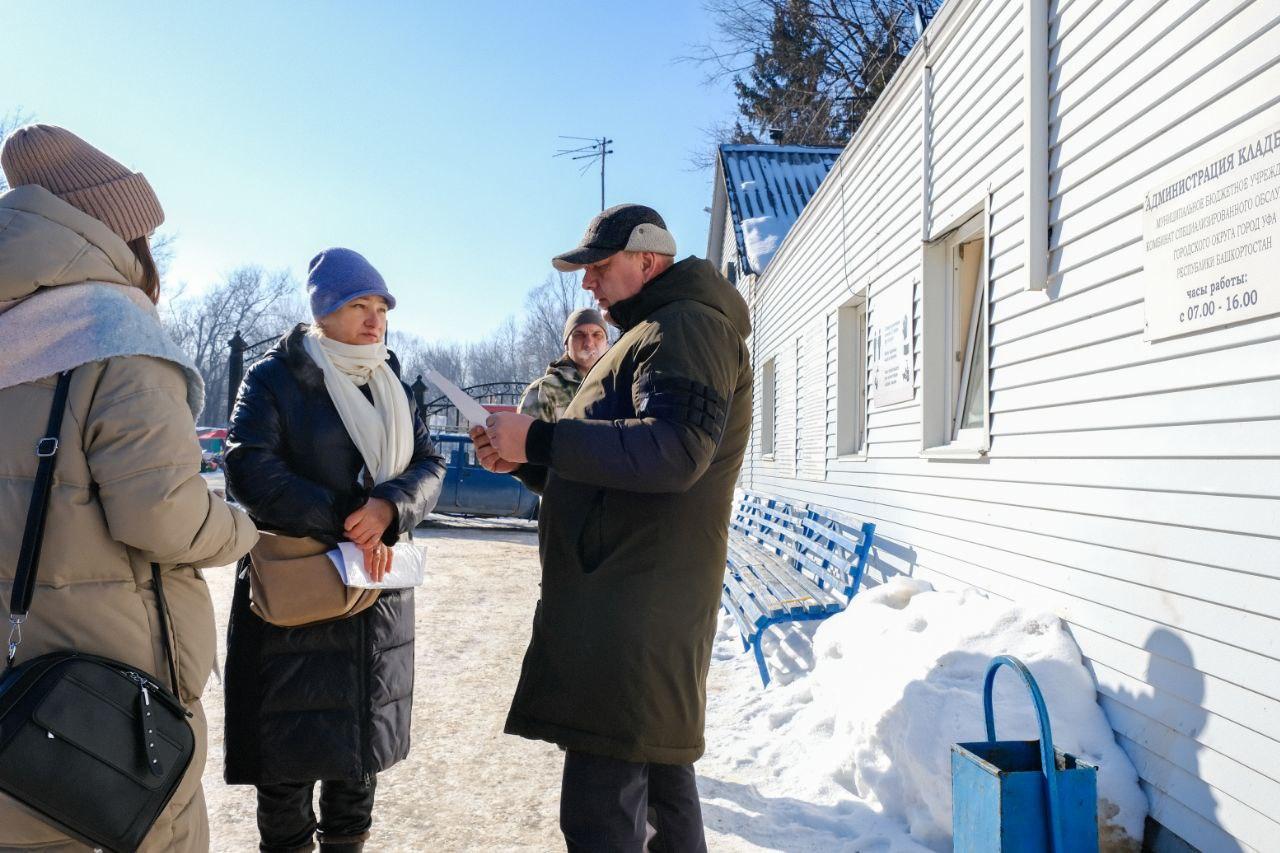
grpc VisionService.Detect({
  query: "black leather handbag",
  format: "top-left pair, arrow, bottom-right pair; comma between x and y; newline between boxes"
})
0,370 -> 196,853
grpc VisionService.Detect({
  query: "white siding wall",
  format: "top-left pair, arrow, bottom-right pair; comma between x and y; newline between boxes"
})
721,212 -> 739,284
740,1 -> 1280,850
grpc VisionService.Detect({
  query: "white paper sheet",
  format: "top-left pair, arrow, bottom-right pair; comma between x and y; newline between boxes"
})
424,367 -> 492,426
326,541 -> 428,589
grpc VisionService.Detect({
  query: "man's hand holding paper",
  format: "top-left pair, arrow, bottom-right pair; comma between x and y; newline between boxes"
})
481,412 -> 534,464
470,425 -> 520,473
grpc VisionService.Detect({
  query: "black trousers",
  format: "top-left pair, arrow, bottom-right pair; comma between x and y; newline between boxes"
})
256,775 -> 377,852
560,750 -> 707,853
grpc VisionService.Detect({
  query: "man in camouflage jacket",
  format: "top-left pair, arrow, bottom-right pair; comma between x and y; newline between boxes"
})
518,307 -> 608,422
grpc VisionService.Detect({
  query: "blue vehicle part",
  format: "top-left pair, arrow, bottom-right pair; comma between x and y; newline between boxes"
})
430,434 -> 538,519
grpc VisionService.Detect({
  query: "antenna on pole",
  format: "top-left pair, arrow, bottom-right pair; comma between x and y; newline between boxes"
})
555,135 -> 614,211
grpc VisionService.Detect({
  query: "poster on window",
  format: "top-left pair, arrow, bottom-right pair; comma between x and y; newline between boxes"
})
871,280 -> 914,407
1143,121 -> 1280,341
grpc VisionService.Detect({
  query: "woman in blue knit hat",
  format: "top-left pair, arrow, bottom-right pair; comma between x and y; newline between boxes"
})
222,248 -> 446,852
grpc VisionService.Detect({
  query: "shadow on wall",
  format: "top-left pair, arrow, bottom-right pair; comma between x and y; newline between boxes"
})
865,535 -> 919,585
1102,628 -> 1235,853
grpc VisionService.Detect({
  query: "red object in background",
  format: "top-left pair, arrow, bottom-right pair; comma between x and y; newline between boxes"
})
196,427 -> 228,472
482,404 -> 516,414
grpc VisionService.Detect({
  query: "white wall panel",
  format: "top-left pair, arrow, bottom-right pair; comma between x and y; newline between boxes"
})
729,0 -> 1279,846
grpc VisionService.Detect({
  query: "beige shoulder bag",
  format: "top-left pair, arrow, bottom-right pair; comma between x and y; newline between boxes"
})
248,532 -> 380,628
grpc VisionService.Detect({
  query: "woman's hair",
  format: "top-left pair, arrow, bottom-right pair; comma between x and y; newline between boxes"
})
128,236 -> 161,304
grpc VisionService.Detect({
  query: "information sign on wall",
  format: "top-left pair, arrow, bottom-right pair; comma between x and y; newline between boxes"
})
1144,122 -> 1280,341
871,280 -> 914,407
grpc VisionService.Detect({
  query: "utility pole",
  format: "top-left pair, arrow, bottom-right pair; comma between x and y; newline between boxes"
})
555,136 -> 614,211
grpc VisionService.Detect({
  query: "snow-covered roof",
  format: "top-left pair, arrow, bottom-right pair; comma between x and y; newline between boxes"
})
717,144 -> 842,276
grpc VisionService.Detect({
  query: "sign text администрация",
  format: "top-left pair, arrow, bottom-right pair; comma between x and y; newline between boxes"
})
1144,123 -> 1280,340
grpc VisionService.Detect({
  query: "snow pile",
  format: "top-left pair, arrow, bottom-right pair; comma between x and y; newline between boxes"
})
740,215 -> 785,272
702,577 -> 1147,851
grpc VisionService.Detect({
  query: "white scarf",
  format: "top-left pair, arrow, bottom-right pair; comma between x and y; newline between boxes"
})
303,332 -> 413,485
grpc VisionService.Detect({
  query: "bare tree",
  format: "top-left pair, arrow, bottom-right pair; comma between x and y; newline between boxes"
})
421,341 -> 468,386
0,107 -> 34,192
520,271 -> 596,370
688,120 -> 743,170
387,331 -> 428,384
466,316 -> 540,386
150,231 -> 178,280
387,331 -> 467,389
162,266 -> 306,423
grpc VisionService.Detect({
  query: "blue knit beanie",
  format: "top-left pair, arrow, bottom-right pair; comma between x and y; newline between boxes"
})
306,247 -> 396,318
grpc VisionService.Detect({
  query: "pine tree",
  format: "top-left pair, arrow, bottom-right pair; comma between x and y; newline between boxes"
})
732,1 -> 845,146
698,1 -> 939,147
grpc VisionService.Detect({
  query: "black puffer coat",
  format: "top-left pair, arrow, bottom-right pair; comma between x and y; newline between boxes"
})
222,324 -> 445,785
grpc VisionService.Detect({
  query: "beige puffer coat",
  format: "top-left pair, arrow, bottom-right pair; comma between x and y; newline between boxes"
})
0,187 -> 257,850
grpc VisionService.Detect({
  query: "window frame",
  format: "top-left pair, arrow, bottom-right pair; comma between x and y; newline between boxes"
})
920,195 -> 992,459
835,291 -> 869,460
761,356 -> 777,460
794,338 -> 803,474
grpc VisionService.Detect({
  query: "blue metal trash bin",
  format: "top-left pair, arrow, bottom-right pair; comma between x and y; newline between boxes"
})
952,655 -> 1099,852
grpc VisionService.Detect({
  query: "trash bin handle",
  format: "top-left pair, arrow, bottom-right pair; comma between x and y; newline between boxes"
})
983,655 -> 1067,853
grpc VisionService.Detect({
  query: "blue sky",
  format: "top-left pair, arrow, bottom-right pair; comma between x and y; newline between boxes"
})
4,2 -> 738,341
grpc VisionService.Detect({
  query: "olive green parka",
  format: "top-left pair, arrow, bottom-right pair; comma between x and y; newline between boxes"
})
506,257 -> 751,764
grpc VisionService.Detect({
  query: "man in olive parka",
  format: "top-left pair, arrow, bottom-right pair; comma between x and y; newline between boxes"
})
474,204 -> 752,852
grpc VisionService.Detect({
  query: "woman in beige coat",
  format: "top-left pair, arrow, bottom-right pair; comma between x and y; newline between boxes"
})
0,125 -> 257,850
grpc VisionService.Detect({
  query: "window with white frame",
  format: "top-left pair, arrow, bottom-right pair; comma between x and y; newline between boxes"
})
921,206 -> 989,455
836,294 -> 868,456
761,356 -> 777,457
794,339 -> 803,471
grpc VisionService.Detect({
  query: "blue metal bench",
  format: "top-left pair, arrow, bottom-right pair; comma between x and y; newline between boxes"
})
721,491 -> 876,685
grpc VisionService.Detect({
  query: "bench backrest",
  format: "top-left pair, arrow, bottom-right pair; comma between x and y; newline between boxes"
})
731,490 -> 876,600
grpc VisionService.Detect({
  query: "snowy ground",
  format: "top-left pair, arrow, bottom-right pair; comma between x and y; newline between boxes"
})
201,517 -> 1146,851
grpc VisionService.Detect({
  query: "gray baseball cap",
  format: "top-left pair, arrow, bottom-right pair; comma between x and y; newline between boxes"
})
552,203 -> 677,272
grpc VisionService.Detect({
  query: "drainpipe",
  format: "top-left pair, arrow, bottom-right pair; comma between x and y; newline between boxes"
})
921,61 -> 933,241
1022,0 -> 1050,290
747,271 -> 758,492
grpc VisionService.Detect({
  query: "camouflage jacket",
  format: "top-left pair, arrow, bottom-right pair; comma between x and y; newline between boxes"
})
519,356 -> 583,422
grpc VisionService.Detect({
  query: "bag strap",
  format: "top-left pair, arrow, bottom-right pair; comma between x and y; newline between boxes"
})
150,562 -> 181,696
5,372 -> 183,702
7,371 -> 72,667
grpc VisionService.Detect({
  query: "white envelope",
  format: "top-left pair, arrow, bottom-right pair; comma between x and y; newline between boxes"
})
326,541 -> 428,589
